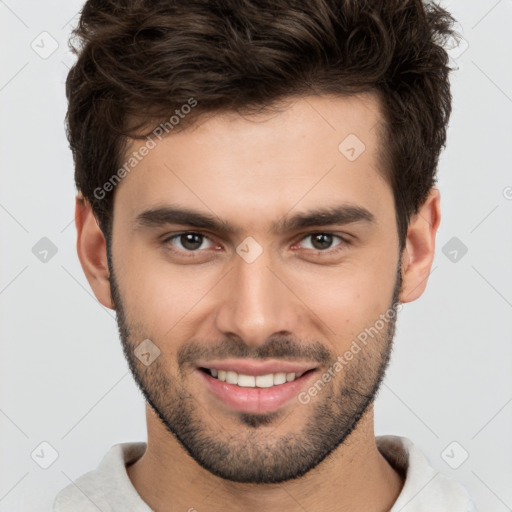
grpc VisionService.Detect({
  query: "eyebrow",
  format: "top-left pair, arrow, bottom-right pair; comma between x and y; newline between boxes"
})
134,203 -> 375,235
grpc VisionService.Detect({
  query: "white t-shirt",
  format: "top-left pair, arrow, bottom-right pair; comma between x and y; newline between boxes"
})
53,435 -> 477,511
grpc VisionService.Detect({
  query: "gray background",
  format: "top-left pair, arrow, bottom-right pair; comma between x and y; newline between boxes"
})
1,0 -> 511,510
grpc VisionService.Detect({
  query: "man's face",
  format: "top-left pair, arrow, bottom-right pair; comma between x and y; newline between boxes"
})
108,94 -> 402,483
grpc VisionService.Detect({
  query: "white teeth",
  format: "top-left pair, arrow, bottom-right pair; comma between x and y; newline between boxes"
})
273,372 -> 287,385
226,371 -> 238,384
255,374 -> 274,388
237,374 -> 256,387
207,368 -> 307,387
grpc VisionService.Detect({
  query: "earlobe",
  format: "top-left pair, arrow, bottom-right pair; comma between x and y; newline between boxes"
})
75,194 -> 114,310
399,187 -> 441,304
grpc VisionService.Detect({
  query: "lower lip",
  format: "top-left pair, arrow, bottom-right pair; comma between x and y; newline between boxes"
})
198,369 -> 317,414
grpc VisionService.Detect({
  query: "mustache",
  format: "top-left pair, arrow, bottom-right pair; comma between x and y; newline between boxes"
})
178,336 -> 333,368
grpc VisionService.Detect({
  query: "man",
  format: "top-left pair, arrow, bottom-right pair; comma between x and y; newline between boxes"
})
54,0 -> 476,510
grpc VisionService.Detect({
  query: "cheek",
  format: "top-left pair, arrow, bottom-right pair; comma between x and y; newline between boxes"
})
115,246 -> 219,338
306,276 -> 388,339
292,250 -> 398,344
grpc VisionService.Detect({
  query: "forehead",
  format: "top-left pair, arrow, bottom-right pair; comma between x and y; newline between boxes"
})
114,93 -> 392,227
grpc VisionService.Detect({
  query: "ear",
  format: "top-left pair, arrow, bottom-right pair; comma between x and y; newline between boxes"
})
75,194 -> 114,309
399,187 -> 441,303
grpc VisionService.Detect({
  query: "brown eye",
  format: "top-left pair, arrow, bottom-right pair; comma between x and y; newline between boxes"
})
164,232 -> 213,252
310,233 -> 334,250
299,233 -> 345,251
179,233 -> 204,250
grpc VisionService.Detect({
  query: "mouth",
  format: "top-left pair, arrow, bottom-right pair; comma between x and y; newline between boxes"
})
199,367 -> 312,388
196,361 -> 319,414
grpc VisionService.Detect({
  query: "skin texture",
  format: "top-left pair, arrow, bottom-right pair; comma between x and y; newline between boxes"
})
76,93 -> 441,512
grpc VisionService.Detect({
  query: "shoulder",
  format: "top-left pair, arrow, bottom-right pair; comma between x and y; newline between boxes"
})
53,442 -> 147,512
377,435 -> 477,512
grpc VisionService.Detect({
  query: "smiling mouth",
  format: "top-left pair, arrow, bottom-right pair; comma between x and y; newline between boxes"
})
199,368 -> 315,388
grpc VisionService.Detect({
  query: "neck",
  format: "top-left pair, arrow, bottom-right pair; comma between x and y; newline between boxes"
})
127,405 -> 404,512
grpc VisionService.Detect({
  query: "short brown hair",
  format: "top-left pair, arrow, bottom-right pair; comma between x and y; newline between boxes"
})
66,0 -> 459,251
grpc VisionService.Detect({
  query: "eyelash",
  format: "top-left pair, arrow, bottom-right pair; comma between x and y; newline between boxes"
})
161,231 -> 351,257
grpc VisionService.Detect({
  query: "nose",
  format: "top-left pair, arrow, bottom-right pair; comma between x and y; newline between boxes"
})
214,248 -> 300,347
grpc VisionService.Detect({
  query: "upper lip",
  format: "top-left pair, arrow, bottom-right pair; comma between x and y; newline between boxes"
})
197,359 -> 318,376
